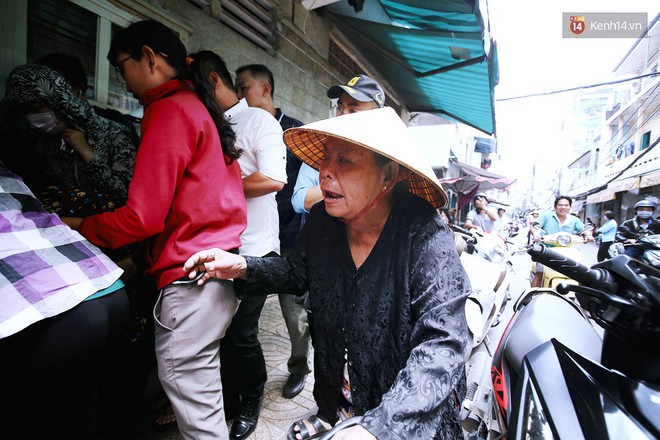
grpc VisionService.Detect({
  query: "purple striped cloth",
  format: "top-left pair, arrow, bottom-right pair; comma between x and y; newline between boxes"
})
0,163 -> 123,339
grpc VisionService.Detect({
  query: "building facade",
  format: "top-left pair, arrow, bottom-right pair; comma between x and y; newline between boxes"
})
563,13 -> 659,226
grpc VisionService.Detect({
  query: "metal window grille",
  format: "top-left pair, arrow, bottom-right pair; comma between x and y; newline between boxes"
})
188,0 -> 277,55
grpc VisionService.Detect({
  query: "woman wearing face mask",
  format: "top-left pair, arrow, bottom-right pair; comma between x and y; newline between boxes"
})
3,64 -> 136,200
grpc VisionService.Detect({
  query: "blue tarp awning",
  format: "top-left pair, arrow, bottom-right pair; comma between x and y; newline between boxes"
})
325,0 -> 499,135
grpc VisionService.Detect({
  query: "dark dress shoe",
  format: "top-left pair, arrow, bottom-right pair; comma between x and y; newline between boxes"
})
229,396 -> 262,440
282,373 -> 306,399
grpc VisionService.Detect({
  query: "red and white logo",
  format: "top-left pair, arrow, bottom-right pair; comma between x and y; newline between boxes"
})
569,15 -> 586,35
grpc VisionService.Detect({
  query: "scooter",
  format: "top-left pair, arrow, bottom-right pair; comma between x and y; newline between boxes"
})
530,227 -> 590,289
450,224 -> 512,345
447,225 -> 514,436
488,245 -> 659,439
609,234 -> 660,268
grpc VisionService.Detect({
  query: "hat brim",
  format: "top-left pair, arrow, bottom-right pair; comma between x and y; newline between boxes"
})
327,84 -> 373,103
284,107 -> 447,209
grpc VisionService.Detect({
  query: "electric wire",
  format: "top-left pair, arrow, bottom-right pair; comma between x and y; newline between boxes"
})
596,99 -> 659,169
496,72 -> 659,102
595,82 -> 660,168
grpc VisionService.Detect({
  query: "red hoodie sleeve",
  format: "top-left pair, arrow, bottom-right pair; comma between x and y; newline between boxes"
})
80,98 -> 196,249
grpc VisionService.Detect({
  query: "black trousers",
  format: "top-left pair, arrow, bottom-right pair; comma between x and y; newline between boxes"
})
0,289 -> 129,440
597,241 -> 613,262
220,251 -> 277,415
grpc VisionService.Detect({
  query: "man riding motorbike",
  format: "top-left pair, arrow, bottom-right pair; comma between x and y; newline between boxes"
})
615,199 -> 660,259
464,193 -> 498,233
529,195 -> 594,287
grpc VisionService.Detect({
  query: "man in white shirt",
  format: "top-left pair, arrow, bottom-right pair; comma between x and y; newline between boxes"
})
190,50 -> 287,440
235,64 -> 312,401
464,193 -> 498,232
495,207 -> 509,232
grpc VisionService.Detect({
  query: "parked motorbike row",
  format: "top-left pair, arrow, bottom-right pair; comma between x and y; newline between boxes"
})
320,222 -> 660,439
459,227 -> 659,439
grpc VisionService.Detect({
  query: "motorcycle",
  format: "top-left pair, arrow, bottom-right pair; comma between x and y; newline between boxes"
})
530,227 -> 591,289
450,224 -> 513,344
609,234 -> 660,268
467,244 -> 660,439
448,224 -> 514,437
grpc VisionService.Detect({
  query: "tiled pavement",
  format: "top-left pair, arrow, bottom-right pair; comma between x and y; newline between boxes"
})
147,295 -> 317,440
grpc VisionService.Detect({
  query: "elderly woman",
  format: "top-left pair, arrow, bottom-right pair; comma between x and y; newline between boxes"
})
184,107 -> 471,439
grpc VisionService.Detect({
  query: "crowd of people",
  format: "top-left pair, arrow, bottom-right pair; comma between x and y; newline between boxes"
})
524,195 -> 659,268
0,19 -> 470,440
2,16 -> 657,440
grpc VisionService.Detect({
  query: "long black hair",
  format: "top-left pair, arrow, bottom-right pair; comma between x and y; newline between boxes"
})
107,20 -> 240,162
187,50 -> 235,95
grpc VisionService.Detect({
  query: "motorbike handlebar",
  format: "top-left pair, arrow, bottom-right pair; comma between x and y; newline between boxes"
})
528,244 -> 619,293
450,224 -> 471,236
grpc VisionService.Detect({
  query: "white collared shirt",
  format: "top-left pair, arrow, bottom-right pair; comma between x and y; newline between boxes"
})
225,98 -> 287,256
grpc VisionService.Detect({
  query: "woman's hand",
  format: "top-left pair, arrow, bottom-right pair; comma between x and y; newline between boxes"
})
183,248 -> 248,284
60,216 -> 83,230
332,426 -> 376,440
62,129 -> 94,164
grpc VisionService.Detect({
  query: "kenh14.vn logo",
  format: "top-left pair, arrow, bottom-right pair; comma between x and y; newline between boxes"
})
569,15 -> 586,35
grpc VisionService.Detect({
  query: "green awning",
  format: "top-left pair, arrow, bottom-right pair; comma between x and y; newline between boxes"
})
325,0 -> 498,135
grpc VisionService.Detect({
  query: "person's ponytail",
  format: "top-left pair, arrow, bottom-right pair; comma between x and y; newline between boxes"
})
186,56 -> 241,162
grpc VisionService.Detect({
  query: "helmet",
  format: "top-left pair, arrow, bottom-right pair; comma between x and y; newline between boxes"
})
634,199 -> 655,211
474,192 -> 488,202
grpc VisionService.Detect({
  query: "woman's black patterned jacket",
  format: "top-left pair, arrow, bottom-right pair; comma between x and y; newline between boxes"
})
242,190 -> 471,439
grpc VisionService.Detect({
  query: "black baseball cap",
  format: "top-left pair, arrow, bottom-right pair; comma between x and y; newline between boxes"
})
327,74 -> 385,108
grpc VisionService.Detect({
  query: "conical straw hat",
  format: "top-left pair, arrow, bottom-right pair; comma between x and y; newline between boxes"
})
283,107 -> 447,208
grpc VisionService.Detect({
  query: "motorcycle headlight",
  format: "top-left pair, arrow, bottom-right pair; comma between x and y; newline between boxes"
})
556,234 -> 572,246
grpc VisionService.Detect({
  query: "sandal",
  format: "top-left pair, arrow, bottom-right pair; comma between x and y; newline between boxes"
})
287,415 -> 330,440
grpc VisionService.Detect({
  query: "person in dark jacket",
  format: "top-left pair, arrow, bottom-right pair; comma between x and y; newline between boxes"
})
615,199 -> 660,259
183,107 -> 471,440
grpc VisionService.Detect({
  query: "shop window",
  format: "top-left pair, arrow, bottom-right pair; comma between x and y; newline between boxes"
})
27,0 -> 140,113
27,0 -> 97,86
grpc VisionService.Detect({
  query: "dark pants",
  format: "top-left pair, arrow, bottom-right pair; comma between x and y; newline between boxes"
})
597,241 -> 613,262
220,251 -> 277,416
0,289 -> 129,440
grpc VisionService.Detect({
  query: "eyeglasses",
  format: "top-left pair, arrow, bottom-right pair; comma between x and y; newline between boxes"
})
113,55 -> 132,76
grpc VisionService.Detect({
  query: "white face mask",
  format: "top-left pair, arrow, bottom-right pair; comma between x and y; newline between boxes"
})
25,111 -> 67,136
637,211 -> 653,220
